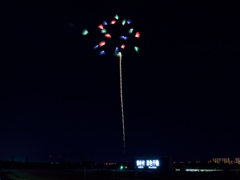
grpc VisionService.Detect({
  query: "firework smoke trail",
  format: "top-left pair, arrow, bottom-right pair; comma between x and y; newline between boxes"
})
119,54 -> 125,154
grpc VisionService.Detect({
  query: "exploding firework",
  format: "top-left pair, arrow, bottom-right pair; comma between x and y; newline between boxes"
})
83,14 -> 140,154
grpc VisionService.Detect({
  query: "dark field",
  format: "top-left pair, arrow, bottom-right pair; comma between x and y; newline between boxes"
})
1,169 -> 240,180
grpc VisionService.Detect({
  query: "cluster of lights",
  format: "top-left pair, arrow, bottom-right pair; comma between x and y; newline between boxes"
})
185,169 -> 223,172
82,14 -> 140,56
119,165 -> 127,170
104,163 -> 116,165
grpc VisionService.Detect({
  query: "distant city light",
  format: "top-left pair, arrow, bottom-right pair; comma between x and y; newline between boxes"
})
185,169 -> 223,172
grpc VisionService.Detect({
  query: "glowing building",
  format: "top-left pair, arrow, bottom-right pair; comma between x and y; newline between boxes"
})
234,158 -> 240,164
212,158 -> 230,164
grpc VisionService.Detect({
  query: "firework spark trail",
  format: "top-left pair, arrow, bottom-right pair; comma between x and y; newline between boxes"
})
119,54 -> 125,154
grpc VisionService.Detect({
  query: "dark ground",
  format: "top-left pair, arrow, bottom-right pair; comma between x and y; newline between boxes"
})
1,169 -> 240,180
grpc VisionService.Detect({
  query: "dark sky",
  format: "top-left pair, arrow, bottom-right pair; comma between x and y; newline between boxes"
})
1,1 -> 240,163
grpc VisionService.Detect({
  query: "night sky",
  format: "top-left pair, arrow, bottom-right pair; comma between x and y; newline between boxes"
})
1,1 -> 240,163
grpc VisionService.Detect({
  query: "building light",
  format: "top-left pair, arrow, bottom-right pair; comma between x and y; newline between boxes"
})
136,159 -> 160,169
186,169 -> 223,172
148,166 -> 157,169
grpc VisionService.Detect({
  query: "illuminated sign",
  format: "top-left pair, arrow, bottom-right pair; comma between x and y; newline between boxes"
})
136,159 -> 160,169
136,160 -> 145,169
